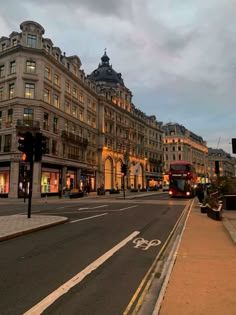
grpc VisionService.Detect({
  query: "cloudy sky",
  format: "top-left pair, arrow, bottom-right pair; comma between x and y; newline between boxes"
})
1,0 -> 235,155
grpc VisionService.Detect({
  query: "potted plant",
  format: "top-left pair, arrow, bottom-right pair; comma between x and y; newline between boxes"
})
200,196 -> 210,213
206,194 -> 223,220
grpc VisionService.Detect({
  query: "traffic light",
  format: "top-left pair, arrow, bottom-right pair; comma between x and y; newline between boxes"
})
215,161 -> 220,175
232,138 -> 236,154
121,164 -> 127,176
34,132 -> 47,162
18,132 -> 33,162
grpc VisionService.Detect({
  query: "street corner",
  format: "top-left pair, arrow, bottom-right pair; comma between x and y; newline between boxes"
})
0,214 -> 69,242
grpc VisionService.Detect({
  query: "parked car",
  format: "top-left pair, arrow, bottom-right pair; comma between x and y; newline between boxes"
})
162,185 -> 169,192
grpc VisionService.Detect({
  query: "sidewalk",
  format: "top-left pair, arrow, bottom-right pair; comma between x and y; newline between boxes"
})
158,199 -> 236,315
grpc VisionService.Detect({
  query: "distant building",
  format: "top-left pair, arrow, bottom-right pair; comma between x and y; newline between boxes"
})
207,148 -> 236,180
162,123 -> 208,181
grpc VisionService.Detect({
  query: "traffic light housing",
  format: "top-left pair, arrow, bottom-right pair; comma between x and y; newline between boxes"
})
34,132 -> 47,162
18,132 -> 33,162
232,138 -> 236,154
121,164 -> 127,176
215,161 -> 220,174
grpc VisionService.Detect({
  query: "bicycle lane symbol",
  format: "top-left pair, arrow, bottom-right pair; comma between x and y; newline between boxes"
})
133,238 -> 161,251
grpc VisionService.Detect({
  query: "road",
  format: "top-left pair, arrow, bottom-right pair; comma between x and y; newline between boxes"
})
0,194 -> 190,315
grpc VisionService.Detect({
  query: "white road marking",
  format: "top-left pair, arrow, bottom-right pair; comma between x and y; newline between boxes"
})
118,205 -> 137,211
78,205 -> 108,210
23,230 -> 140,315
69,213 -> 108,223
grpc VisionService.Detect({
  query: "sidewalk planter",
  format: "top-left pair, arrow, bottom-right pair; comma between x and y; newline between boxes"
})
97,188 -> 105,195
109,189 -> 120,194
69,191 -> 84,198
207,204 -> 223,221
200,205 -> 208,213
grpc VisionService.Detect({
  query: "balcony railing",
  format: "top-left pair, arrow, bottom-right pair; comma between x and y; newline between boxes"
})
16,119 -> 40,130
61,130 -> 88,146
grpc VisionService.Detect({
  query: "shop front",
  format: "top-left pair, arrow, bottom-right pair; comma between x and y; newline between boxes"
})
0,162 -> 10,197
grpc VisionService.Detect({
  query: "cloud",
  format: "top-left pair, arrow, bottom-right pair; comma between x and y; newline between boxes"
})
0,0 -> 235,154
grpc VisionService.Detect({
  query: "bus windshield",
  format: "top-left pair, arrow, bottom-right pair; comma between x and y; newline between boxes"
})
170,178 -> 191,192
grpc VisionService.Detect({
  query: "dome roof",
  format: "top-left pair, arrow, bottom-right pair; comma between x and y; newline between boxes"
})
89,51 -> 124,86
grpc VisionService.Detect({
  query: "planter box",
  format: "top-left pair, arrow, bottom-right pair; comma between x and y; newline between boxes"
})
200,205 -> 208,213
109,189 -> 120,194
69,191 -> 84,198
207,204 -> 223,221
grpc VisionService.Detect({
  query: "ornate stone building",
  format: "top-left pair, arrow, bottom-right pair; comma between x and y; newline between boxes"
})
0,21 -> 163,198
162,123 -> 208,182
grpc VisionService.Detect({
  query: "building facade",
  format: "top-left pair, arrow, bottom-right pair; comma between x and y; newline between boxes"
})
0,21 -> 163,198
162,123 -> 208,182
207,148 -> 236,181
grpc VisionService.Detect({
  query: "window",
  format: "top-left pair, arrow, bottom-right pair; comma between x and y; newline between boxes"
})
79,109 -> 84,121
72,105 -> 77,117
26,61 -> 36,73
43,113 -> 49,130
12,39 -> 17,47
2,43 -> 6,51
7,109 -> 13,123
10,61 -> 16,74
27,34 -> 37,48
65,101 -> 70,114
87,114 -> 91,126
53,94 -> 59,108
53,117 -> 58,133
46,45 -> 50,53
44,88 -> 50,103
0,65 -> 5,77
4,134 -> 11,152
0,87 -> 3,101
79,94 -> 84,103
9,83 -> 15,99
54,73 -> 60,86
25,83 -> 35,99
23,108 -> 34,124
92,117 -> 96,128
44,67 -> 51,80
52,140 -> 57,155
72,87 -> 78,98
65,81 -> 70,93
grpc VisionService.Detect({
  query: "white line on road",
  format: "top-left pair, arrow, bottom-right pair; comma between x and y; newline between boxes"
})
23,230 -> 140,315
78,205 -> 108,210
69,213 -> 108,223
118,205 -> 137,211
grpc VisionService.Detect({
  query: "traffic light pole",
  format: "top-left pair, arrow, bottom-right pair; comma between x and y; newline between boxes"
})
123,175 -> 126,200
27,160 -> 34,218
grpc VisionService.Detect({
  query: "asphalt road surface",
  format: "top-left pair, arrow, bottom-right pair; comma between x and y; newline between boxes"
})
0,195 -> 189,315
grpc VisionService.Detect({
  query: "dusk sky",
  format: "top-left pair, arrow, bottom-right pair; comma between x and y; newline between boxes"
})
1,0 -> 235,155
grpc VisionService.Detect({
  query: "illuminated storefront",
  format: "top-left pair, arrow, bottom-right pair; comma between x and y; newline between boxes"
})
41,167 -> 60,194
0,165 -> 10,195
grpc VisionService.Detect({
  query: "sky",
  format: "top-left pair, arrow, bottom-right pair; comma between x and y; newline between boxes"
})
0,0 -> 235,155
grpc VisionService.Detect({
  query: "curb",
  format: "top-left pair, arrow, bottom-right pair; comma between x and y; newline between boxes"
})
0,217 -> 68,242
222,216 -> 236,245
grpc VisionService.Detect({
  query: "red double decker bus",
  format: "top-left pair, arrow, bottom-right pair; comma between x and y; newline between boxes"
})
168,161 -> 197,198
